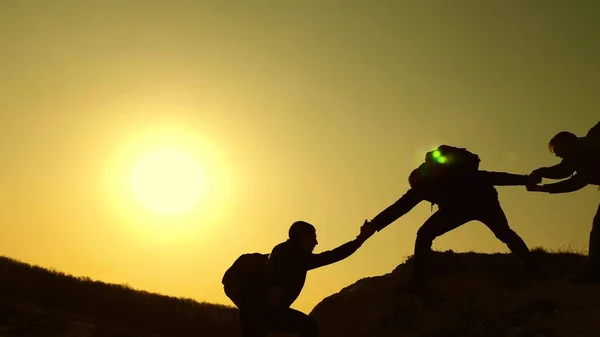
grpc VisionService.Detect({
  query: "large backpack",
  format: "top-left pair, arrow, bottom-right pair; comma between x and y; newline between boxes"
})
222,253 -> 270,308
412,145 -> 481,186
409,145 -> 481,209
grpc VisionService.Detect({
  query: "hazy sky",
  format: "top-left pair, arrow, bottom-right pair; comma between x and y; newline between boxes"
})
1,1 -> 598,313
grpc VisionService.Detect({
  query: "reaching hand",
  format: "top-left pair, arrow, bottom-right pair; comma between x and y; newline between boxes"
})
526,174 -> 542,186
529,169 -> 544,181
526,184 -> 546,192
358,219 -> 376,242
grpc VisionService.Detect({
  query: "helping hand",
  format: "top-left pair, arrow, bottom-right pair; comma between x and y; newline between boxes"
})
529,169 -> 544,181
526,184 -> 546,192
526,174 -> 542,186
358,219 -> 376,242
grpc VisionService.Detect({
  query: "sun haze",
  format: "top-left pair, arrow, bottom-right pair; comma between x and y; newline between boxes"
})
130,145 -> 205,215
104,125 -> 233,243
0,1 -> 598,314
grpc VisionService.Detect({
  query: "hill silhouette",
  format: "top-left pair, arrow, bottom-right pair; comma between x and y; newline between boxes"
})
310,248 -> 600,337
3,249 -> 600,336
0,255 -> 239,337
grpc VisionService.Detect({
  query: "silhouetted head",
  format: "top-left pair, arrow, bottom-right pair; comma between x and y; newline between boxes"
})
289,221 -> 318,254
548,131 -> 579,159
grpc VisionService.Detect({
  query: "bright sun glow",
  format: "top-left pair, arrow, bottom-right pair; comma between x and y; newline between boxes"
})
105,123 -> 234,242
130,147 -> 205,215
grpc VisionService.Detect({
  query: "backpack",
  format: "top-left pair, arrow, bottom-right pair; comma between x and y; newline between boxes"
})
410,145 -> 481,209
222,253 -> 270,308
418,145 -> 480,184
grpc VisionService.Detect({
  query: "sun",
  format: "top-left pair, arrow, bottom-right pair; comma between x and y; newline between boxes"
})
129,146 -> 205,215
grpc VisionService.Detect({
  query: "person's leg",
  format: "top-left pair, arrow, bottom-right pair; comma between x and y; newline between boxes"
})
584,202 -> 600,281
412,209 -> 470,287
477,201 -> 539,276
239,307 -> 269,337
269,308 -> 318,337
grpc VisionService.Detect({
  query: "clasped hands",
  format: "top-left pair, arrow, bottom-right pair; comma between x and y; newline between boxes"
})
525,170 -> 546,192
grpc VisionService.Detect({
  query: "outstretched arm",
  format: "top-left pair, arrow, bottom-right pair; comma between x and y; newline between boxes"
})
307,237 -> 365,270
369,188 -> 425,232
530,173 -> 588,194
531,161 -> 575,180
478,170 -> 533,186
306,222 -> 374,270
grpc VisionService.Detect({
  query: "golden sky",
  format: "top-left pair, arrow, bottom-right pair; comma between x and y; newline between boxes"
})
1,1 -> 598,313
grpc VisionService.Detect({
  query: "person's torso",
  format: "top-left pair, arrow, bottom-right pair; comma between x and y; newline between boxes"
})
270,242 -> 309,308
567,139 -> 600,185
420,174 -> 499,208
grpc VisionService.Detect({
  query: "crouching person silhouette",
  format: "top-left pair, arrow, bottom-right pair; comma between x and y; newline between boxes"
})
528,121 -> 600,284
222,220 -> 375,337
364,145 -> 542,293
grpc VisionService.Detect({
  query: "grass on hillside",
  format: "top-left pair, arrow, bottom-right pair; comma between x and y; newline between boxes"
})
0,256 -> 239,337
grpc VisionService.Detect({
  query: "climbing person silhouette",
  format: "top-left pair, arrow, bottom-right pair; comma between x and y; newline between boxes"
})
363,145 -> 542,293
229,220 -> 375,337
528,121 -> 600,284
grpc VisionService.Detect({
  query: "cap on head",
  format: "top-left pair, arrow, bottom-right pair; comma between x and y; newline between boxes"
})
548,131 -> 578,155
289,221 -> 315,240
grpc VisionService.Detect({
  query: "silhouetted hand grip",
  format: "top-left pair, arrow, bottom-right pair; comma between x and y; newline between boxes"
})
526,184 -> 545,192
358,219 -> 376,242
527,173 -> 542,185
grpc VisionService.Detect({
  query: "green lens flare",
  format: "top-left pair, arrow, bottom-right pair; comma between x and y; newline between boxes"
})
437,156 -> 447,164
432,150 -> 441,158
